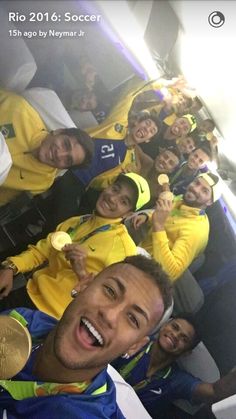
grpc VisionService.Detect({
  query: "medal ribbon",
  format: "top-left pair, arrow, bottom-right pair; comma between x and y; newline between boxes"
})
0,379 -> 107,400
119,342 -> 172,391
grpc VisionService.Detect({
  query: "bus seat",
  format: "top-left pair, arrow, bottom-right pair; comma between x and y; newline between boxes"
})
174,342 -> 220,415
189,253 -> 206,274
212,394 -> 236,419
136,246 -> 151,258
0,7 -> 37,91
173,269 -> 204,315
107,365 -> 151,418
68,109 -> 98,129
22,87 -> 76,131
0,133 -> 12,185
12,273 -> 28,291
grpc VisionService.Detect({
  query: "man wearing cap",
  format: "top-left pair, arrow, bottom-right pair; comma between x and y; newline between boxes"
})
40,110 -> 160,231
130,172 -> 221,280
0,173 -> 151,319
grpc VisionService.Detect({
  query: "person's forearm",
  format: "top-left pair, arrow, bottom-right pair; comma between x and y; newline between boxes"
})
152,231 -> 193,280
152,221 -> 165,232
193,369 -> 236,405
213,368 -> 236,402
10,246 -> 47,274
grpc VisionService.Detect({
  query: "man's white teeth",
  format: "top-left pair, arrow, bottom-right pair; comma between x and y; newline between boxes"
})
138,129 -> 145,137
104,201 -> 110,210
82,318 -> 104,346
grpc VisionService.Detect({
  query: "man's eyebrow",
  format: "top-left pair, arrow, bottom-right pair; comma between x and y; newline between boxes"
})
110,277 -> 126,295
175,321 -> 191,341
133,304 -> 149,323
109,277 -> 149,323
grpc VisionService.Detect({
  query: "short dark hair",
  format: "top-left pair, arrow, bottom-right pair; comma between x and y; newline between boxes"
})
184,96 -> 193,109
122,255 -> 173,314
190,132 -> 203,148
59,128 -> 94,168
192,96 -> 203,110
115,175 -> 138,211
138,110 -> 163,137
172,314 -> 201,350
194,143 -> 213,161
161,145 -> 182,162
203,118 -> 215,131
129,110 -> 163,140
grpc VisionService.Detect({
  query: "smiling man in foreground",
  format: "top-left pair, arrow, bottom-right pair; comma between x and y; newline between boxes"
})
0,255 -> 172,418
0,173 -> 151,319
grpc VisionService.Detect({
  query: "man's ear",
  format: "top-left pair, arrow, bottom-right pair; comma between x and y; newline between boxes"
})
126,336 -> 150,358
80,273 -> 95,292
74,273 -> 95,293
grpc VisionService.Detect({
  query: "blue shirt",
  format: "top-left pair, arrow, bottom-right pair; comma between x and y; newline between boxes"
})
72,137 -> 128,186
112,342 -> 201,419
0,308 -> 124,419
170,162 -> 208,196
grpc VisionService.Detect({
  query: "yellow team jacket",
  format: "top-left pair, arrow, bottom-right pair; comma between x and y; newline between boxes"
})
141,199 -> 210,281
0,89 -> 57,206
85,79 -> 168,191
10,214 -> 137,319
88,147 -> 139,191
86,79 -> 165,141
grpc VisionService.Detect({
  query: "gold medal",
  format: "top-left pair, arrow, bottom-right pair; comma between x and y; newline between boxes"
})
157,174 -> 169,186
159,191 -> 174,201
0,316 -> 32,379
51,231 -> 72,251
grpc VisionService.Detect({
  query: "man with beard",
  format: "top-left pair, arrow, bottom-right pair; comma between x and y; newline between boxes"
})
170,144 -> 213,195
0,173 -> 150,319
113,315 -> 236,419
130,172 -> 221,280
0,255 -> 172,418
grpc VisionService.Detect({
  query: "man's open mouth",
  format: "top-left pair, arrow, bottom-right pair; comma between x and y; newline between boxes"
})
80,317 -> 104,347
136,128 -> 146,138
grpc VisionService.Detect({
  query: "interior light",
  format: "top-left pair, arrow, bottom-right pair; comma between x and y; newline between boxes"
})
207,161 -> 218,171
96,0 -> 160,80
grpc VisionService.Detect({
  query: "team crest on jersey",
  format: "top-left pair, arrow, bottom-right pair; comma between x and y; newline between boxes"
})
0,124 -> 16,139
114,123 -> 124,133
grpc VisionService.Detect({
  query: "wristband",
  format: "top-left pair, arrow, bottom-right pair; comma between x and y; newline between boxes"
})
1,260 -> 18,276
